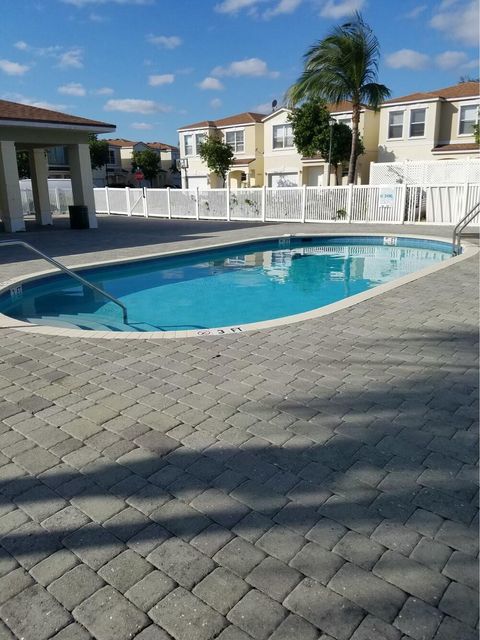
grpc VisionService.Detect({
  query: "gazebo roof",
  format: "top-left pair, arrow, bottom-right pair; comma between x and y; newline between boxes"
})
0,99 -> 115,131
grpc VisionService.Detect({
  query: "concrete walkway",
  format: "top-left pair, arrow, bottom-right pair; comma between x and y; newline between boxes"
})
0,216 -> 477,640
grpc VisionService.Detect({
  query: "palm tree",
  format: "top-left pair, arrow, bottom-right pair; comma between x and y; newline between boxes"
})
287,12 -> 390,184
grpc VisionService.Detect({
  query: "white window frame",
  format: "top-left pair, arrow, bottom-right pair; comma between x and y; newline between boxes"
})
409,108 -> 426,139
107,149 -> 116,165
225,129 -> 245,154
387,110 -> 405,140
272,123 -> 294,150
195,132 -> 207,155
184,134 -> 194,157
335,116 -> 352,128
458,103 -> 479,136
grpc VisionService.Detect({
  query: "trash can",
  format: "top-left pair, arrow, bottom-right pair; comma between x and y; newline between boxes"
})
68,205 -> 90,229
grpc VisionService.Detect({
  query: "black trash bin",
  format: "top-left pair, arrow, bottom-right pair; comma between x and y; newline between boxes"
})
68,205 -> 90,229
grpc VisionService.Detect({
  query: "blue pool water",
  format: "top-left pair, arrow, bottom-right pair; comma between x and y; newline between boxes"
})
0,236 -> 451,332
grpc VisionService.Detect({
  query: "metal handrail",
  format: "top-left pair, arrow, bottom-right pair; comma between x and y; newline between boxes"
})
452,202 -> 480,256
0,240 -> 128,324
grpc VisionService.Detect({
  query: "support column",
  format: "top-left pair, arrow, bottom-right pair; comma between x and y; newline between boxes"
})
29,148 -> 52,225
68,143 -> 98,229
0,141 -> 24,232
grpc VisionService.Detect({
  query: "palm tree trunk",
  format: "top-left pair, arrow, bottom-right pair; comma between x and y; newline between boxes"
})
348,104 -> 360,184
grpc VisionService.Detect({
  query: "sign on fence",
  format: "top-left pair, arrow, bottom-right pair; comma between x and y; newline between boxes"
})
379,187 -> 396,207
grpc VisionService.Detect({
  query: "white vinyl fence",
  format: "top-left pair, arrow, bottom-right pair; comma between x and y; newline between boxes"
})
370,159 -> 480,186
94,183 -> 480,226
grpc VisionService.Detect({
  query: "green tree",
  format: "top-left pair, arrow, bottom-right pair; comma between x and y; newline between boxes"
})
288,100 -> 364,184
88,134 -> 109,170
287,12 -> 390,183
16,151 -> 31,179
474,123 -> 480,145
131,149 -> 161,185
198,134 -> 234,186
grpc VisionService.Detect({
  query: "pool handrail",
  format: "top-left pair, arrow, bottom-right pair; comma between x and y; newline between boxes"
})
0,240 -> 128,324
452,201 -> 480,256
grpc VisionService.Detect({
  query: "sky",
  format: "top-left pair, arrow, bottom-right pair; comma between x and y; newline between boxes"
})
0,0 -> 478,147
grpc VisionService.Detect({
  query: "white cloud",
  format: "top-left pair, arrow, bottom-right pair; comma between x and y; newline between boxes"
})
319,0 -> 365,19
215,0 -> 263,14
403,4 -> 427,18
3,92 -> 67,111
435,50 -> 468,70
264,0 -> 302,18
131,122 -> 153,130
0,59 -> 29,76
210,98 -> 222,109
94,87 -> 114,95
385,49 -> 430,70
104,98 -> 171,114
146,34 -> 182,49
58,82 -> 86,96
57,48 -> 84,69
252,101 -> 274,113
198,77 -> 224,90
430,0 -> 479,46
149,74 -> 175,86
212,58 -> 279,78
14,41 -> 29,51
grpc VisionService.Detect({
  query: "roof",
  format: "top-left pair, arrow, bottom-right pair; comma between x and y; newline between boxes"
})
432,142 -> 480,153
384,81 -> 480,105
105,138 -> 137,147
0,99 -> 115,129
179,112 -> 265,131
231,158 -> 255,166
327,101 -> 372,113
147,142 -> 179,151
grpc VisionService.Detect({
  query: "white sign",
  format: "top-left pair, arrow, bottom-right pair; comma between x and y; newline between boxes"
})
379,187 -> 396,207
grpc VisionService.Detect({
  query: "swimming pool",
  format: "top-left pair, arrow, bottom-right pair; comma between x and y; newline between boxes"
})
0,235 -> 452,334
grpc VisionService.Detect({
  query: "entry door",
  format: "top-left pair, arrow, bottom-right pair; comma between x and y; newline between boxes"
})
306,166 -> 324,186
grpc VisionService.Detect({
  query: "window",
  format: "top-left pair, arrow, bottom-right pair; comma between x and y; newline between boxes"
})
273,124 -> 294,149
195,133 -> 206,154
388,111 -> 404,139
47,146 -> 68,165
459,104 -> 478,135
108,149 -> 116,165
184,134 -> 193,156
336,117 -> 351,128
225,130 -> 244,153
409,109 -> 426,137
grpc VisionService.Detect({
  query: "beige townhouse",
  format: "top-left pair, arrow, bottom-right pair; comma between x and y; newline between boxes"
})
377,81 -> 480,162
94,138 -> 180,187
177,112 -> 265,189
262,103 -> 379,186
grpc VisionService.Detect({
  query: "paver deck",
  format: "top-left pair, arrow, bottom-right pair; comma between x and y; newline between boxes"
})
0,216 -> 477,640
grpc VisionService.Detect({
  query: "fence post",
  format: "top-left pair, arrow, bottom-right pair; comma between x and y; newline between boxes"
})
143,187 -> 149,218
226,183 -> 231,222
195,186 -> 200,220
399,183 -> 407,224
54,188 -> 61,214
167,187 -> 172,219
105,187 -> 111,215
462,183 -> 470,220
346,183 -> 353,222
262,185 -> 266,222
301,185 -> 307,223
125,187 -> 131,216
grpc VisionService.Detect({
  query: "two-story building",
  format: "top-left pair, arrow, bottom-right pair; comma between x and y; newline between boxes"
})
92,139 -> 180,187
377,81 -> 479,163
177,112 -> 265,189
262,103 -> 379,186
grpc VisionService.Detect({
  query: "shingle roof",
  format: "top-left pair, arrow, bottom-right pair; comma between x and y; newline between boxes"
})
105,138 -> 137,147
147,142 -> 179,151
384,81 -> 480,105
432,142 -> 480,152
179,112 -> 265,130
327,101 -> 373,113
0,99 -> 115,128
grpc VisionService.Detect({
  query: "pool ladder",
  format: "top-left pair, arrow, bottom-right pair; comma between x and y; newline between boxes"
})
452,201 -> 480,256
0,240 -> 128,324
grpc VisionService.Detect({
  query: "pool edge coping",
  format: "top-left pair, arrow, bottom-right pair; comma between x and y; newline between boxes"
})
0,232 -> 477,339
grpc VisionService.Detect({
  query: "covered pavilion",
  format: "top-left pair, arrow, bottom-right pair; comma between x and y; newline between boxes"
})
0,100 -> 115,232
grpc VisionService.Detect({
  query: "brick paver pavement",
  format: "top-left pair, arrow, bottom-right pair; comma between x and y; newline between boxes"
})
0,217 -> 477,639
